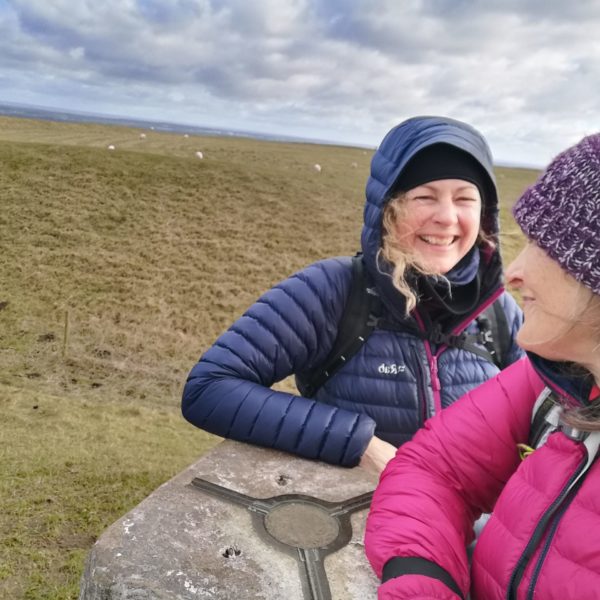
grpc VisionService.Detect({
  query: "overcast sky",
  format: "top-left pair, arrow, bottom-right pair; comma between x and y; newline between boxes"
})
1,0 -> 599,166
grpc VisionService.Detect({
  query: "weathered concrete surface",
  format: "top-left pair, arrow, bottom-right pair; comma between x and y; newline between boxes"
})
79,440 -> 380,599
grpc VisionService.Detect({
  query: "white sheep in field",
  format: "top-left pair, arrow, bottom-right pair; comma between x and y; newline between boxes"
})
313,163 -> 322,173
139,133 -> 147,139
184,134 -> 190,138
107,144 -> 116,150
195,151 -> 204,159
351,161 -> 358,168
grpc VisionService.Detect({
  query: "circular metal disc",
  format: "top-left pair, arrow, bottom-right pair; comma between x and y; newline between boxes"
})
264,502 -> 340,549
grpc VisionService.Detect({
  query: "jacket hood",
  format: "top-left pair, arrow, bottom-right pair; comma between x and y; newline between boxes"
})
362,116 -> 499,283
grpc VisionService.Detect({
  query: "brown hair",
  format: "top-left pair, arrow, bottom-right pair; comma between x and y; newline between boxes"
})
560,295 -> 600,432
562,403 -> 600,432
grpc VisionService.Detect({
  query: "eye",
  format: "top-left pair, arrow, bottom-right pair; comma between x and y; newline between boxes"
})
410,194 -> 436,202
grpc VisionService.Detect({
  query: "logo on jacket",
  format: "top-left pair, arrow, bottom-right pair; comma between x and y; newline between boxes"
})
378,363 -> 406,375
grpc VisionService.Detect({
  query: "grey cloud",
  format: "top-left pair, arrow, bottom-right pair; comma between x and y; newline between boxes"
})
3,0 -> 322,94
136,0 -> 208,27
1,0 -> 600,165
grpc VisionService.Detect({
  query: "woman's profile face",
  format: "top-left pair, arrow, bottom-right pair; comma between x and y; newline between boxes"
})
506,242 -> 596,362
393,179 -> 482,274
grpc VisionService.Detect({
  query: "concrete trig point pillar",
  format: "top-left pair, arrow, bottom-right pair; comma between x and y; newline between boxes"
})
79,440 -> 379,599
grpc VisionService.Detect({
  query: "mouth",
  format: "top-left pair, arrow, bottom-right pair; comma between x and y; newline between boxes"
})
418,235 -> 458,246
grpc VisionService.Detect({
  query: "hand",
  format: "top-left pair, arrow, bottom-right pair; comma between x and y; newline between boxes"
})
359,436 -> 397,475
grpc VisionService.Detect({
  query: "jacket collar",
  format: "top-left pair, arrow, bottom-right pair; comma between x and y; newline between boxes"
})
528,352 -> 596,408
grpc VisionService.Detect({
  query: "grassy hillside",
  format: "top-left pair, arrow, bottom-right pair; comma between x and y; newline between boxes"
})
0,115 -> 540,598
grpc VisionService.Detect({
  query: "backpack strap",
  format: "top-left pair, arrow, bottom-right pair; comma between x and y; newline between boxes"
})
446,298 -> 511,369
528,387 -> 563,449
382,297 -> 511,370
425,324 -> 498,365
490,299 -> 511,369
522,386 -> 600,473
425,310 -> 506,369
525,386 -> 590,450
472,299 -> 511,369
296,255 -> 381,398
297,263 -> 513,397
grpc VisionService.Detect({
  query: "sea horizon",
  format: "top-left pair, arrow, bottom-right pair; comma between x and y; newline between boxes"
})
0,100 -> 373,150
0,100 -> 540,169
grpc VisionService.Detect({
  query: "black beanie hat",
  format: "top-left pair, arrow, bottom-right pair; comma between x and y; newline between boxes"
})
392,143 -> 492,203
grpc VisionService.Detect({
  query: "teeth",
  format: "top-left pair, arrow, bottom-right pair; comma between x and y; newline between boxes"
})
420,235 -> 455,246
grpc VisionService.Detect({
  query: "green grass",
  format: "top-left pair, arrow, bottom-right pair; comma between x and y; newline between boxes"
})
0,385 -> 219,598
0,115 -> 540,598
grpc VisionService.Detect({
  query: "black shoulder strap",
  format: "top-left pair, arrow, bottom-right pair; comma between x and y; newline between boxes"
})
297,272 -> 513,396
426,324 -> 497,365
411,297 -> 511,370
528,387 -> 563,449
490,298 -> 511,369
470,298 -> 511,369
296,255 -> 380,398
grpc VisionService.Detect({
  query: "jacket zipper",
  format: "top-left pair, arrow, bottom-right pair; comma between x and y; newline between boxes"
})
430,353 -> 441,405
413,311 -> 442,415
506,454 -> 588,600
426,343 -> 442,415
525,485 -> 580,600
411,345 -> 429,426
413,287 -> 504,416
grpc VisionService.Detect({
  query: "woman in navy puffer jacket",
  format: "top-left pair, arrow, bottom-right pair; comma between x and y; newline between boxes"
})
182,116 -> 523,471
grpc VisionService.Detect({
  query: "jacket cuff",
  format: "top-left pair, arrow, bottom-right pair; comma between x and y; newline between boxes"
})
382,557 -> 465,600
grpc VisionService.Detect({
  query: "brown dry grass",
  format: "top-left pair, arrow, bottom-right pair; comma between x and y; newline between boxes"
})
0,117 -> 374,405
0,115 -> 540,598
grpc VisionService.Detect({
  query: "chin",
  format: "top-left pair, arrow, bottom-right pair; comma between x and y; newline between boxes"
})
516,329 -> 566,361
422,259 -> 455,274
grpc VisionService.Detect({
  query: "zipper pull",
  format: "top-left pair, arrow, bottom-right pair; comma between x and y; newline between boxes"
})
431,356 -> 441,392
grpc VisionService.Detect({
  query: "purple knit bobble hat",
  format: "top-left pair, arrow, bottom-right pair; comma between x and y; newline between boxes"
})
513,133 -> 600,295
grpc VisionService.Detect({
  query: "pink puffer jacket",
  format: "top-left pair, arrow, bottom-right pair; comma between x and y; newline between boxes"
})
365,357 -> 600,599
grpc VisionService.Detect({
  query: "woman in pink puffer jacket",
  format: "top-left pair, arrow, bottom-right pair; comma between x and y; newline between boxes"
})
365,133 -> 600,599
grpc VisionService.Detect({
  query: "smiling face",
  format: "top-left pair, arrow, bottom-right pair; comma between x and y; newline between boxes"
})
393,179 -> 482,274
505,242 -> 600,363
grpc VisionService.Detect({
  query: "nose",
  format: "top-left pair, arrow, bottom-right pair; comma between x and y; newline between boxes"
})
505,246 -> 525,289
433,197 -> 458,225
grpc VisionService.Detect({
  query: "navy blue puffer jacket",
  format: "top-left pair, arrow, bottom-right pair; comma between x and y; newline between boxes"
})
182,116 -> 524,467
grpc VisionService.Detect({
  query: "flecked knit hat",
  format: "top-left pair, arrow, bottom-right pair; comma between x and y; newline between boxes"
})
513,133 -> 600,295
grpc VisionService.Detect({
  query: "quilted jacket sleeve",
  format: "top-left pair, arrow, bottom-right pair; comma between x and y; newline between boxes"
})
365,357 -> 544,597
181,257 -> 377,467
